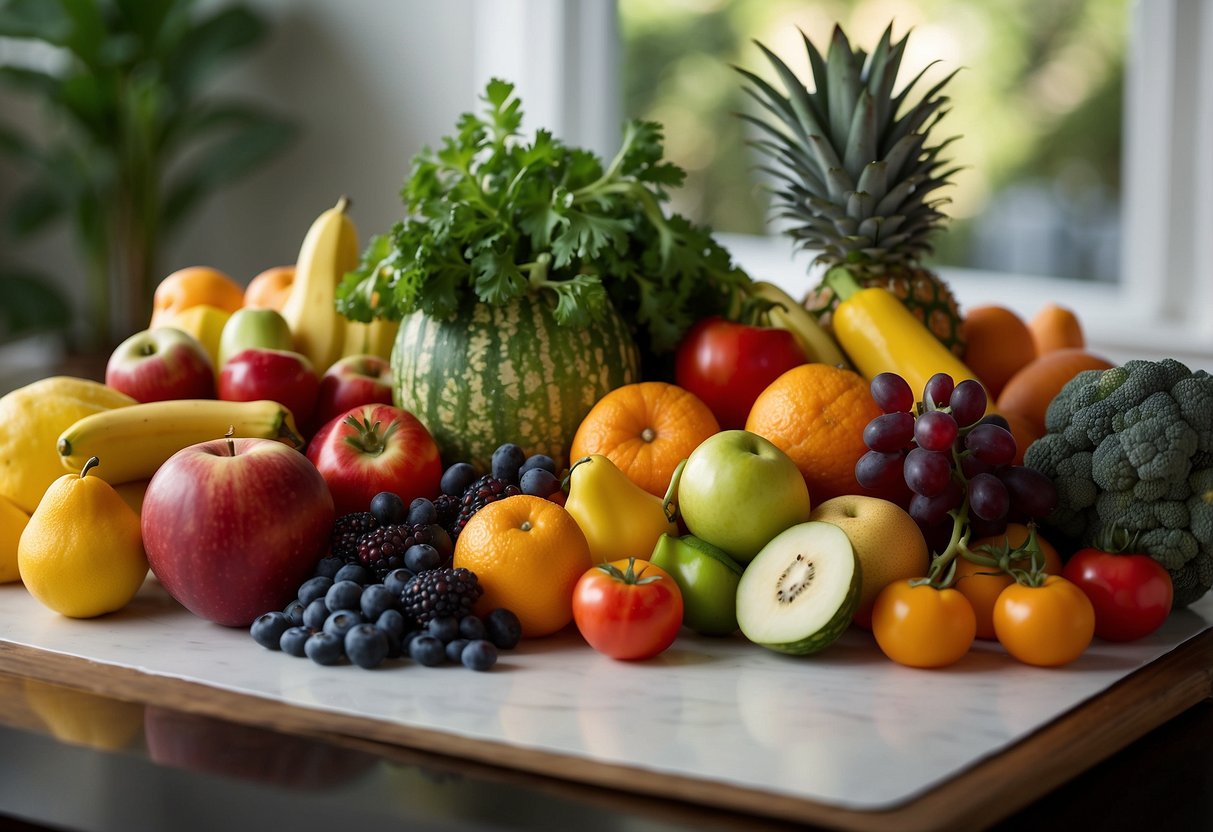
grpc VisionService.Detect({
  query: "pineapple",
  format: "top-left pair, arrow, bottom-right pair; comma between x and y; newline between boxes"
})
738,23 -> 966,356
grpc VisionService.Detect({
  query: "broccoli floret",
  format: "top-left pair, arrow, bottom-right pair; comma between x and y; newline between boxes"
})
1024,358 -> 1213,607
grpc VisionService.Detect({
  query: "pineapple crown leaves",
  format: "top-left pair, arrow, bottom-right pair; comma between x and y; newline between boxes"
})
736,23 -> 963,269
336,78 -> 749,355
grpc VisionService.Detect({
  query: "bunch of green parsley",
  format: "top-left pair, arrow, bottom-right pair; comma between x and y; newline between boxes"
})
336,79 -> 750,355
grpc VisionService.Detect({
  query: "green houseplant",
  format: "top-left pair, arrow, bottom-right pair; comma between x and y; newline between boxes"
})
0,0 -> 296,351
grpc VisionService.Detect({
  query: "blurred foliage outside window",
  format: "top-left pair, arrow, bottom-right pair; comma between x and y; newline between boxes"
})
619,0 -> 1126,283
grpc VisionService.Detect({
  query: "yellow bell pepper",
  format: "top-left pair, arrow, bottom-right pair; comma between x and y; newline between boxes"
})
827,269 -> 996,411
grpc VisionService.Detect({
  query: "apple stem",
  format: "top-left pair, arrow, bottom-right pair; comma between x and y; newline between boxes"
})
225,425 -> 236,456
80,456 -> 100,478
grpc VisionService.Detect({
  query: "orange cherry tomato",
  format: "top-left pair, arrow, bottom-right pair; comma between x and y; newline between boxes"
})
871,580 -> 976,668
993,575 -> 1095,667
955,524 -> 1063,640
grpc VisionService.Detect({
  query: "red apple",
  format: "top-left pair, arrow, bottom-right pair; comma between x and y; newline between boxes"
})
306,404 -> 442,515
218,348 -> 319,432
142,437 -> 335,626
312,354 -> 394,430
106,327 -> 215,402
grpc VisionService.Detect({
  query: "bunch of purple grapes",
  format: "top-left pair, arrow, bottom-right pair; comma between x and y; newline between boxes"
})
855,371 -> 1057,550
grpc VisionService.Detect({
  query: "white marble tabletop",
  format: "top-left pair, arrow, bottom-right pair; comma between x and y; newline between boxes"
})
1,580 -> 1210,813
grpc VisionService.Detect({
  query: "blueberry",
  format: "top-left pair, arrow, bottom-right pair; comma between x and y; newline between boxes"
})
484,608 -> 523,649
304,631 -> 344,666
376,608 -> 407,639
250,611 -> 291,650
491,443 -> 527,484
407,497 -> 438,526
302,598 -> 330,630
461,639 -> 499,671
429,525 -> 454,563
334,563 -> 373,586
520,468 -> 560,498
360,584 -> 398,620
405,543 -> 441,573
427,615 -> 460,644
345,624 -> 390,669
409,634 -> 447,667
322,609 -> 362,640
383,568 -> 416,597
370,491 -> 407,526
314,557 -> 344,579
298,575 -> 334,605
441,462 -> 477,496
459,615 -> 487,641
519,454 -> 557,476
402,629 -> 424,651
445,638 -> 469,663
280,626 -> 311,657
325,580 -> 363,612
282,599 -> 306,627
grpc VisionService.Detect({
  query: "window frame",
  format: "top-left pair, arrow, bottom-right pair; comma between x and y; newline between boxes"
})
472,0 -> 1213,369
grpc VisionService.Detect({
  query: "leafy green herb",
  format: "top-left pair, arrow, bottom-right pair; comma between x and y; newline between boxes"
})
337,79 -> 749,354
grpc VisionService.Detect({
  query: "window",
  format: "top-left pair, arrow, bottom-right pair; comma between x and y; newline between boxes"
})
470,0 -> 1213,369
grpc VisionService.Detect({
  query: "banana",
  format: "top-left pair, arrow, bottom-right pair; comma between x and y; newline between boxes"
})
341,316 -> 399,362
750,280 -> 851,368
281,196 -> 360,375
57,399 -> 304,484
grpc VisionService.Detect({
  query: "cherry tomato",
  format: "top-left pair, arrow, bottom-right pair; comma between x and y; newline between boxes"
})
1062,548 -> 1173,642
871,580 -> 976,668
674,316 -> 808,429
993,575 -> 1095,667
572,558 -> 683,661
957,524 -> 1063,640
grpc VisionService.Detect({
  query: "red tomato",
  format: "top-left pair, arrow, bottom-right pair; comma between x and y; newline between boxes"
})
674,317 -> 808,430
871,580 -> 976,668
305,404 -> 442,515
993,575 -> 1095,667
572,558 -> 683,660
1062,548 -> 1173,642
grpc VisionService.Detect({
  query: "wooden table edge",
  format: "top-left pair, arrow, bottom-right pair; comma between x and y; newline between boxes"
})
1,631 -> 1210,832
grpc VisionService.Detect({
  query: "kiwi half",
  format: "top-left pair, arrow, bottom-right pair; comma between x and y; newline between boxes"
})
736,521 -> 860,655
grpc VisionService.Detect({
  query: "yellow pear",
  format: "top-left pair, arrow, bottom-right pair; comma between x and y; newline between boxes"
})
0,493 -> 29,583
18,457 -> 148,618
563,454 -> 678,563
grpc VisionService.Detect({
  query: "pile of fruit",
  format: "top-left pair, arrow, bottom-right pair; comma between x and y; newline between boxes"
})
2,22 -> 1210,679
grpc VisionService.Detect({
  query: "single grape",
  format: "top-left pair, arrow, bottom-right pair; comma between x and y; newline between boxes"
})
967,472 -> 1010,521
977,413 -> 1011,431
903,447 -> 954,497
914,410 -> 959,452
863,412 -> 915,453
965,424 -> 1017,466
908,480 -> 964,527
870,372 -> 915,413
855,450 -> 906,490
923,373 -> 955,410
998,465 -> 1059,520
949,380 -> 988,427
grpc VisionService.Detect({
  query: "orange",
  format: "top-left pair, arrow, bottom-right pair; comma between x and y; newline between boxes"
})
745,363 -> 890,505
960,305 -> 1036,400
1028,303 -> 1085,355
570,382 -> 719,497
149,267 -> 245,328
997,349 -> 1115,437
453,495 -> 592,638
244,266 -> 295,312
955,524 -> 1063,639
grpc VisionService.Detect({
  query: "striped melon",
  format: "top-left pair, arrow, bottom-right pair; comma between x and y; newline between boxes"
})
390,294 -> 641,471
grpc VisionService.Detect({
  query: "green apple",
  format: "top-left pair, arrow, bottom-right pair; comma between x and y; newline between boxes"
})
649,533 -> 743,636
217,307 -> 294,369
676,430 -> 812,564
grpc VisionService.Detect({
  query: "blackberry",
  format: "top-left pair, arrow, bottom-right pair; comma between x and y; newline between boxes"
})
401,567 -> 483,624
355,523 -> 441,581
330,512 -> 378,561
453,475 -> 521,539
433,493 -> 460,532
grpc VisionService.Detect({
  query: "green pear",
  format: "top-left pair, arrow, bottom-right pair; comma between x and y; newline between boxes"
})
649,533 -> 743,636
218,307 -> 294,369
